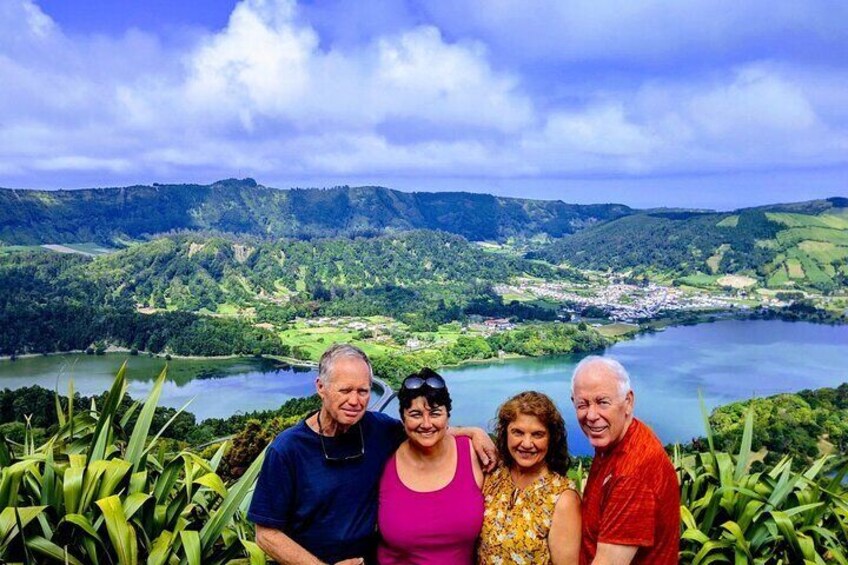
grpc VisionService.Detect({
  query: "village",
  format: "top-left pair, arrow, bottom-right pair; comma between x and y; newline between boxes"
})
494,278 -> 748,322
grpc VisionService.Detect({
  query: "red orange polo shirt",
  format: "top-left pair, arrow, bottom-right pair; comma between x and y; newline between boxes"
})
580,418 -> 680,564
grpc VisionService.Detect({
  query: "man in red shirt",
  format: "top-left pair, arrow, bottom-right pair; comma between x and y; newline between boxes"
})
571,356 -> 680,565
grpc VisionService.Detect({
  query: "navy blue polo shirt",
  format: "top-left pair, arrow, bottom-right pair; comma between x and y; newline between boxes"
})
248,411 -> 404,563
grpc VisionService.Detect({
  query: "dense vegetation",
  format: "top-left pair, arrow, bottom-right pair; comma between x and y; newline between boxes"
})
0,179 -> 631,244
533,210 -> 780,272
708,383 -> 848,464
0,251 -> 288,356
0,231 -> 578,355
3,367 -> 846,563
532,198 -> 848,292
678,406 -> 848,563
0,366 -> 267,563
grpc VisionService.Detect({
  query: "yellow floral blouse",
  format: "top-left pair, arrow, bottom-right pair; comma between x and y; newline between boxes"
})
478,465 -> 577,565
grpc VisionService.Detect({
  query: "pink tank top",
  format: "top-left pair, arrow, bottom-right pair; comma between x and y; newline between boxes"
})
377,435 -> 484,565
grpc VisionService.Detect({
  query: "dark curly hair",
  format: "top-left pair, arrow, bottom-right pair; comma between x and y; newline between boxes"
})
397,368 -> 452,418
494,391 -> 570,475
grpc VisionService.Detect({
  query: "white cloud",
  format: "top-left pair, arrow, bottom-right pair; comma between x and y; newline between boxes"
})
0,0 -> 847,191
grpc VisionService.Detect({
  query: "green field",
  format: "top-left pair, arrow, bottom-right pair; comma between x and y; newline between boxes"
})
706,244 -> 729,273
767,265 -> 790,287
279,321 -> 400,361
775,226 -> 848,247
798,240 -> 848,264
792,249 -> 832,284
785,257 -> 805,279
215,303 -> 243,316
596,323 -> 640,338
716,215 -> 738,227
766,212 -> 848,229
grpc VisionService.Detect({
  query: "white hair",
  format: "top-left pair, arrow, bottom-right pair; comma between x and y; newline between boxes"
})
317,343 -> 373,384
571,355 -> 631,398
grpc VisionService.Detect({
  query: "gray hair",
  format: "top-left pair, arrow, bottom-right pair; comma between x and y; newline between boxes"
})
571,355 -> 631,398
318,343 -> 373,384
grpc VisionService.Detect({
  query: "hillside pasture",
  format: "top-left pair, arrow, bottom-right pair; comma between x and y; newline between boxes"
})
766,265 -> 790,287
785,257 -> 805,279
775,226 -> 848,247
715,215 -> 738,227
798,239 -> 848,264
766,211 -> 848,230
706,243 -> 729,273
792,249 -> 833,284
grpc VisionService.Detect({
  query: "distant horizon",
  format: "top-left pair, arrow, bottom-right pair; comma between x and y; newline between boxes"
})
2,1 -> 847,210
2,174 -> 844,213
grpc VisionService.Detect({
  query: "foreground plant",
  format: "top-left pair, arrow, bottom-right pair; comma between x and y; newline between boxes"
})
677,402 -> 848,564
0,363 -> 267,564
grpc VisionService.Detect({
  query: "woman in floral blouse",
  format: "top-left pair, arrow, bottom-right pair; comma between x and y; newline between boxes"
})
478,391 -> 581,565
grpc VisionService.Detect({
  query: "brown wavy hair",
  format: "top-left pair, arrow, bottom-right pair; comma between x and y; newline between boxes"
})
494,391 -> 570,476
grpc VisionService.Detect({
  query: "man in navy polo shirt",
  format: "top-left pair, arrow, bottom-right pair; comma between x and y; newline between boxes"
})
249,343 -> 496,564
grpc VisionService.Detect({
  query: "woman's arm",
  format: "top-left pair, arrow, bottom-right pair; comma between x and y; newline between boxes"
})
449,426 -> 498,472
549,488 -> 582,565
467,434 -> 484,488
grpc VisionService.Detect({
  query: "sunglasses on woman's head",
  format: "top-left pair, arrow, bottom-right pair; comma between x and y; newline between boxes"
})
401,371 -> 446,390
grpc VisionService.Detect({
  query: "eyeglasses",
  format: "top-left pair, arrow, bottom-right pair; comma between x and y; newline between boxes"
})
401,370 -> 446,391
317,410 -> 365,462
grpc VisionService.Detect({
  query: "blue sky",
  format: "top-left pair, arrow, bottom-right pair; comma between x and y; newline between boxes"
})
1,0 -> 846,209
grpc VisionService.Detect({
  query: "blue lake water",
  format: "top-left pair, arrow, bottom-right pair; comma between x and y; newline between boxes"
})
390,320 -> 848,455
1,320 -> 845,455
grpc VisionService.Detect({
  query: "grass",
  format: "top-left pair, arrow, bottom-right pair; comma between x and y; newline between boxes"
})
716,215 -> 738,227
794,249 -> 833,284
785,257 -> 805,279
766,211 -> 848,230
215,303 -> 242,316
776,227 -> 848,247
596,323 -> 639,337
798,240 -> 848,264
767,265 -> 790,288
500,292 -> 534,302
706,244 -> 729,274
279,324 -> 399,361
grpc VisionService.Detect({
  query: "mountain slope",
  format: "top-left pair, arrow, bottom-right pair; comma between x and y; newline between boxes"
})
531,198 -> 848,290
0,179 -> 632,244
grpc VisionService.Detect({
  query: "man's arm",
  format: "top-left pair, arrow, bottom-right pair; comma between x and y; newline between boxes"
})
449,425 -> 498,472
255,525 -> 363,565
591,542 -> 638,565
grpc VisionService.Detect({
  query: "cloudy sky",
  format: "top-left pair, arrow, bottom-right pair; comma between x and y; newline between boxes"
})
1,0 -> 846,209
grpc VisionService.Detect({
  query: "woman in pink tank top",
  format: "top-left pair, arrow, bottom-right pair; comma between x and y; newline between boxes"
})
377,368 -> 484,565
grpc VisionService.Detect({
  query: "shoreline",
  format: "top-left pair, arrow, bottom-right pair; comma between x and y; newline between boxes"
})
0,348 -> 317,368
2,309 -> 843,367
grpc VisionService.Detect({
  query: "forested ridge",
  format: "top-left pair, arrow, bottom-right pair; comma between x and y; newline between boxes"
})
0,179 -> 631,244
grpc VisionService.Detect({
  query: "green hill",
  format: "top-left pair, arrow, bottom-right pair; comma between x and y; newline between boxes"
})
0,231 -> 577,355
531,197 -> 848,291
0,179 -> 631,244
